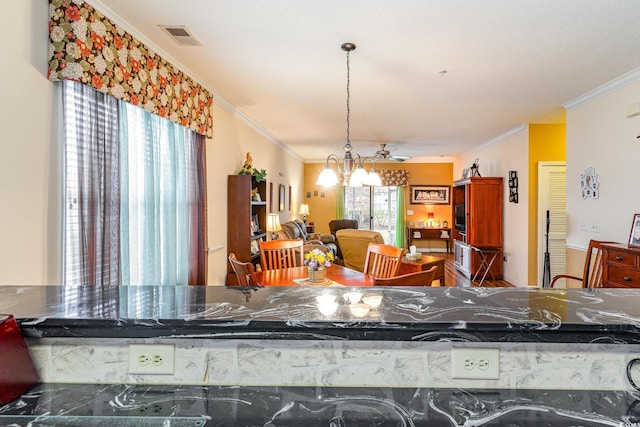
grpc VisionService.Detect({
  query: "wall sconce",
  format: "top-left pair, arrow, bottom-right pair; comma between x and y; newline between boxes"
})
299,204 -> 310,224
266,213 -> 281,240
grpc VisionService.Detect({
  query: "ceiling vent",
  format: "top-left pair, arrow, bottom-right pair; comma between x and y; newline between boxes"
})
159,25 -> 202,47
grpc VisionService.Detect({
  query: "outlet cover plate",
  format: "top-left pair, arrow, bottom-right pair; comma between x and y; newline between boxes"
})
451,348 -> 500,380
128,344 -> 175,375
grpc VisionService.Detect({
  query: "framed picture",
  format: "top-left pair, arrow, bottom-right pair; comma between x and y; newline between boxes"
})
250,239 -> 260,255
279,184 -> 285,212
461,168 -> 470,179
629,213 -> 640,248
410,185 -> 451,205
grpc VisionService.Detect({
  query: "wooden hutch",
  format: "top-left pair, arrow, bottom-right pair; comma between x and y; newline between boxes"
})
452,176 -> 503,280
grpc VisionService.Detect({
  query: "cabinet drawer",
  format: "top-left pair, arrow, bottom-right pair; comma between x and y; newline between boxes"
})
606,266 -> 640,287
605,250 -> 638,268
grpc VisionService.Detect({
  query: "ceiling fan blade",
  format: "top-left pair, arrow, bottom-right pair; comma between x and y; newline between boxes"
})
391,155 -> 411,161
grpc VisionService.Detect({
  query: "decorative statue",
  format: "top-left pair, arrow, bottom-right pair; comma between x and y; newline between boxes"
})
239,152 -> 253,174
238,151 -> 267,182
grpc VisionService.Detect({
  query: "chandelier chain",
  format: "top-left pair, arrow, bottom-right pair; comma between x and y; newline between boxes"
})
345,48 -> 351,151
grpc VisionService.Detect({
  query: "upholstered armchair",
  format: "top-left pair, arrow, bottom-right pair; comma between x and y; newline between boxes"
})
279,219 -> 337,256
335,229 -> 386,272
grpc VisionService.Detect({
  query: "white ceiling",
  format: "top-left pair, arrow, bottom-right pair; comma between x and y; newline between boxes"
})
95,0 -> 640,162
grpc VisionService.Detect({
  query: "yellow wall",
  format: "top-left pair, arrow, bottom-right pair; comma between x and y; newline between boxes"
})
527,123 -> 566,284
304,162 -> 453,250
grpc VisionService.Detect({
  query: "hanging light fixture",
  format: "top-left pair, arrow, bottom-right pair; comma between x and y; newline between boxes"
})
316,43 -> 381,187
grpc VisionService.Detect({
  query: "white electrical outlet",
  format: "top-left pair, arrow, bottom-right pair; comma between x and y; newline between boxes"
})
128,344 -> 175,375
451,348 -> 500,379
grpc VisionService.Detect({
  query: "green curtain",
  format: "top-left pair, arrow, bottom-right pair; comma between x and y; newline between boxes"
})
335,186 -> 345,218
394,186 -> 407,248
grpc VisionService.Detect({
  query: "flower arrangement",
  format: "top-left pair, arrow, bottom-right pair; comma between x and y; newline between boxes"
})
304,248 -> 334,269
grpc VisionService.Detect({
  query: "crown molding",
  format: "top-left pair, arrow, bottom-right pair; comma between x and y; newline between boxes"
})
564,67 -> 640,110
467,124 -> 528,154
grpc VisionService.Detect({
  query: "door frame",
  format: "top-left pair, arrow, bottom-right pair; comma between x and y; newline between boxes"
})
537,161 -> 566,286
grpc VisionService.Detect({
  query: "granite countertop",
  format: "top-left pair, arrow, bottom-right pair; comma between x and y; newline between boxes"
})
1,383 -> 639,426
2,285 -> 640,343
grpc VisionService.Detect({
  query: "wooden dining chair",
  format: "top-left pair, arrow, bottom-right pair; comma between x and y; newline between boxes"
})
228,253 -> 259,286
550,240 -> 616,288
363,243 -> 404,279
373,266 -> 438,286
259,239 -> 304,270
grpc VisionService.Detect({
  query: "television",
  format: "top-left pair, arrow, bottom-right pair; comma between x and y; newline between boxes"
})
454,203 -> 466,232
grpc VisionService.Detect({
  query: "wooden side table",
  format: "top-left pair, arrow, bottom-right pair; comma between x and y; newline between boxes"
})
398,255 -> 446,286
407,227 -> 452,253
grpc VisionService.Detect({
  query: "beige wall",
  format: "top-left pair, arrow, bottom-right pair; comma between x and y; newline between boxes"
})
0,0 -> 303,286
0,0 -> 60,285
564,73 -> 640,278
566,76 -> 640,250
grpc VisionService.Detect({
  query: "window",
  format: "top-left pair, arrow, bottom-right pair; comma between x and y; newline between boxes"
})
344,186 -> 398,243
63,81 -> 206,286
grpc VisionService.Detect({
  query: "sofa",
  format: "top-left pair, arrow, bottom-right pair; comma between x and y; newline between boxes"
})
335,229 -> 386,272
279,219 -> 337,256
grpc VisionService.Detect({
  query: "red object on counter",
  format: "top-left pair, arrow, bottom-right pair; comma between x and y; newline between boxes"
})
0,314 -> 40,405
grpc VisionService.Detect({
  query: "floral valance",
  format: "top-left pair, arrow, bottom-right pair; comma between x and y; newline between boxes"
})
48,0 -> 214,138
378,169 -> 409,187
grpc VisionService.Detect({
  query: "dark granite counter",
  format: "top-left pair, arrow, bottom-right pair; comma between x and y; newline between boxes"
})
2,285 -> 640,343
1,383 -> 639,426
4,286 -> 640,424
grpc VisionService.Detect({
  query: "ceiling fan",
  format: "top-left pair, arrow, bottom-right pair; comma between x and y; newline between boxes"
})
373,144 -> 412,162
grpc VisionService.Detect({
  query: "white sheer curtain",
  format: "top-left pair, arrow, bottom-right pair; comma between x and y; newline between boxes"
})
119,103 -> 200,286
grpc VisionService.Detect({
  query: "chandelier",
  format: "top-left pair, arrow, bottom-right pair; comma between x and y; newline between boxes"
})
316,43 -> 381,187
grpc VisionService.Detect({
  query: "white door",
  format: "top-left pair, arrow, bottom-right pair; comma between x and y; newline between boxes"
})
538,162 -> 567,286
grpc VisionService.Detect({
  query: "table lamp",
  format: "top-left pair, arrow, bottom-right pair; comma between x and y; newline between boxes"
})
299,204 -> 310,224
266,213 -> 281,240
428,212 -> 434,227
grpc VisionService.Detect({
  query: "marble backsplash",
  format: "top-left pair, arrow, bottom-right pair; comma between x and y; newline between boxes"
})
25,338 -> 640,391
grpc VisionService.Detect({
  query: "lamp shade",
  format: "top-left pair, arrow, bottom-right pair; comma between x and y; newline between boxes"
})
366,170 -> 382,187
266,213 -> 281,233
349,166 -> 368,187
299,204 -> 310,216
316,166 -> 339,186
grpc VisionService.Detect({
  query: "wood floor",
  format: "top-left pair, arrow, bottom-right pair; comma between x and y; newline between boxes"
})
438,252 -> 514,287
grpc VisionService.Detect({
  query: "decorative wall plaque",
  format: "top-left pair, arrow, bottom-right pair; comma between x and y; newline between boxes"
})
580,167 -> 599,199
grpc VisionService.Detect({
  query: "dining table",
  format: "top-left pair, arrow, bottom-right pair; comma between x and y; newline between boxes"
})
256,264 -> 373,286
